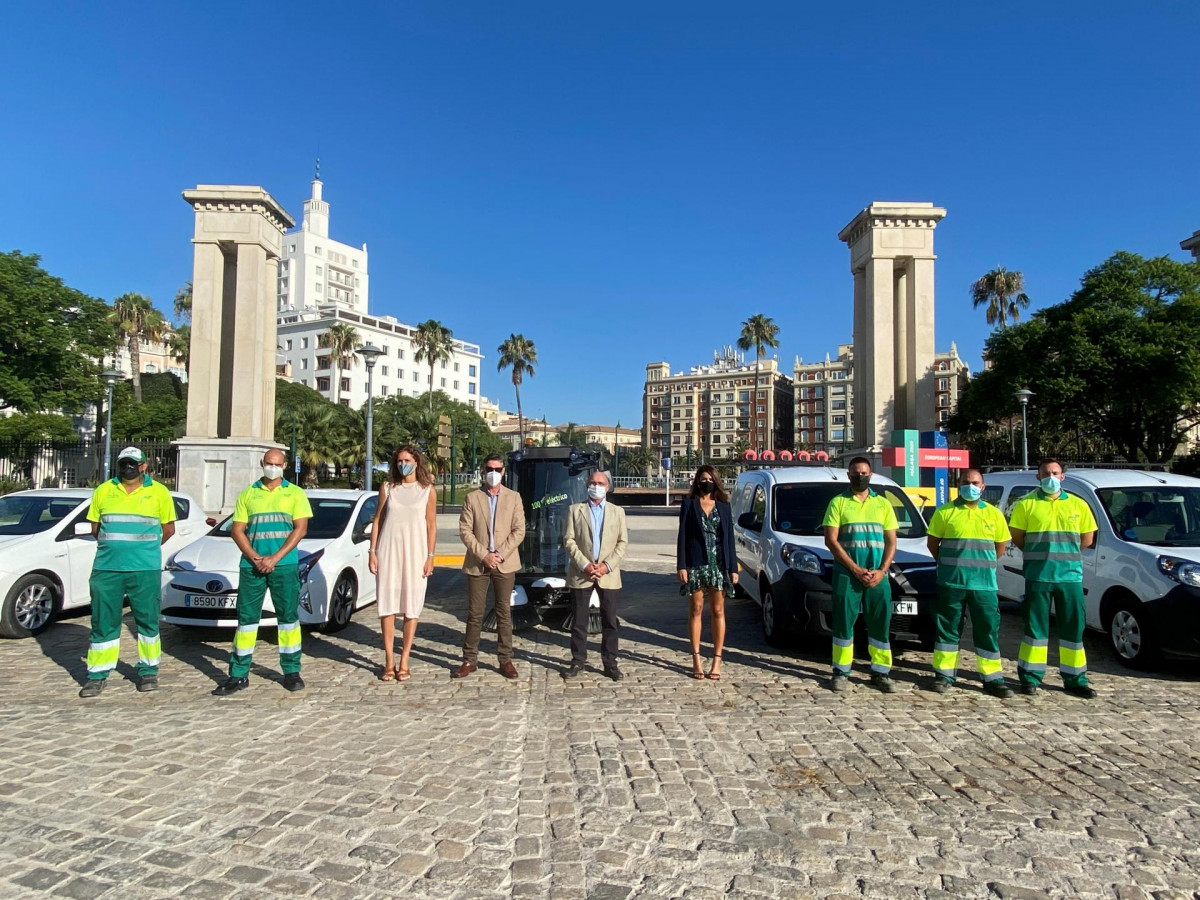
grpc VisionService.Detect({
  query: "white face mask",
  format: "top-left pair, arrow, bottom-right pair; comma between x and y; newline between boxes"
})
485,471 -> 502,488
587,484 -> 606,501
263,464 -> 284,481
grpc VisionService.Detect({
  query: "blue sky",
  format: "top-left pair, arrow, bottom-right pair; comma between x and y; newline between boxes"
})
3,2 -> 1198,427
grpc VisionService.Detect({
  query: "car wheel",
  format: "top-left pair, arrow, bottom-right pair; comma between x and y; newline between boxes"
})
319,571 -> 357,633
1,574 -> 60,639
1108,596 -> 1160,669
761,586 -> 791,648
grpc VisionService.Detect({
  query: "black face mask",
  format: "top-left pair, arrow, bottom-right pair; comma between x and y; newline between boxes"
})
697,481 -> 715,495
118,461 -> 141,481
849,474 -> 871,493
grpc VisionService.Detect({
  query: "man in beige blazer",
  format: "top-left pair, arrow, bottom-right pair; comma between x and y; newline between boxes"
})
456,453 -> 526,679
562,470 -> 629,681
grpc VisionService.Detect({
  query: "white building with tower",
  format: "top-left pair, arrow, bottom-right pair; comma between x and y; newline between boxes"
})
275,168 -> 484,410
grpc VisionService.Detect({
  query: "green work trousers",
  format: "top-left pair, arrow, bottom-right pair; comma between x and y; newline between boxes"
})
932,586 -> 1004,684
831,568 -> 891,675
86,570 -> 162,681
1018,581 -> 1088,688
229,566 -> 301,678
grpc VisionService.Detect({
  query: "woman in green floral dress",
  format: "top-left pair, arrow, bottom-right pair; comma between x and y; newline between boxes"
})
677,466 -> 739,679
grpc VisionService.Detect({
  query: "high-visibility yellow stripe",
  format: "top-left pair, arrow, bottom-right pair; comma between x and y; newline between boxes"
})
233,625 -> 257,655
976,650 -> 1004,680
868,638 -> 892,674
277,623 -> 301,653
1059,641 -> 1087,675
137,633 -> 161,667
87,640 -> 121,673
932,643 -> 959,677
831,638 -> 853,673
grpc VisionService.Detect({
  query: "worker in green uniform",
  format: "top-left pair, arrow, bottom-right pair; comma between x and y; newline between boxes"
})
1009,459 -> 1098,699
925,468 -> 1013,698
822,456 -> 899,692
213,449 -> 313,696
79,446 -> 176,698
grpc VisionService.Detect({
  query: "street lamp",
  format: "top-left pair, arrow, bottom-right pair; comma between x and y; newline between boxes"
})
1015,388 -> 1034,471
101,369 -> 122,481
358,344 -> 384,491
613,420 -> 620,479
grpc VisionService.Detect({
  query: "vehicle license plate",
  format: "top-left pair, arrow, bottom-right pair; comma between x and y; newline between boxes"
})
893,600 -> 918,616
184,594 -> 238,609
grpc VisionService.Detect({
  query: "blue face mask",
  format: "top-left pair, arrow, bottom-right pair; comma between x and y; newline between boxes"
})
959,483 -> 982,502
1040,475 -> 1061,494
398,463 -> 415,477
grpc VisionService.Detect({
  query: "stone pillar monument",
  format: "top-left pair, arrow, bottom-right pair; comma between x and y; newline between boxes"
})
175,186 -> 295,514
838,202 -> 946,451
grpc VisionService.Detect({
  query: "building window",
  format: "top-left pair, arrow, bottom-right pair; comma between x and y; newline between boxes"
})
712,435 -> 721,444
815,431 -> 824,442
341,377 -> 350,393
454,362 -> 460,372
301,358 -> 309,370
381,386 -> 389,396
315,282 -> 322,293
301,337 -> 309,349
285,339 -> 292,351
800,431 -> 808,443
453,380 -> 459,390
315,246 -> 323,256
381,365 -> 388,376
440,378 -> 446,387
725,407 -> 734,416
739,390 -> 749,402
938,394 -> 950,407
832,415 -> 844,425
801,417 -> 809,428
938,377 -> 949,390
315,266 -> 323,277
469,383 -> 476,394
413,372 -> 419,382
398,349 -> 404,359
288,243 -> 296,253
832,429 -> 844,440
469,365 -> 477,377
441,361 -> 447,370
317,377 -> 330,392
939,410 -> 950,422
352,260 -> 358,268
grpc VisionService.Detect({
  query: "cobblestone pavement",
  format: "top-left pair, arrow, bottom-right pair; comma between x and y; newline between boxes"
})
2,529 -> 1199,899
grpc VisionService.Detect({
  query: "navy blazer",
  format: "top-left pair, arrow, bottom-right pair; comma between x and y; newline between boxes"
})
676,497 -> 736,576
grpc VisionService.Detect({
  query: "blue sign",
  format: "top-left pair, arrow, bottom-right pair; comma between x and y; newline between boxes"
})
661,457 -> 671,470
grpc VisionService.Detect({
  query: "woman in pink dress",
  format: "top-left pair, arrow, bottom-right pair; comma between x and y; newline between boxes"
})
368,444 -> 436,681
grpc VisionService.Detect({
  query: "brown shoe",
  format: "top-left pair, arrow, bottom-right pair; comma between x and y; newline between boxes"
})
452,662 -> 477,679
499,661 -> 519,679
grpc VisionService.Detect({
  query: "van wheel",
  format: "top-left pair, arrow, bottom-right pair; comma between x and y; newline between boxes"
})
761,586 -> 791,648
1107,596 -> 1160,669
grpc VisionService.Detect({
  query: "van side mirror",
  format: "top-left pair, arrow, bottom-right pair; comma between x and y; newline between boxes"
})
737,512 -> 759,531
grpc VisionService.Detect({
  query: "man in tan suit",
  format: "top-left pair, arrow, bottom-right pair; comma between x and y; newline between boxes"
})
562,470 -> 629,681
456,453 -> 526,679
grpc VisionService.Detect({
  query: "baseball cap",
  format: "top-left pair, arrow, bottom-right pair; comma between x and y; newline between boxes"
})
117,446 -> 147,463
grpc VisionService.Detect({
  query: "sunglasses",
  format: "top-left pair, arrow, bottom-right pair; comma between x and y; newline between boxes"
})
485,466 -> 504,473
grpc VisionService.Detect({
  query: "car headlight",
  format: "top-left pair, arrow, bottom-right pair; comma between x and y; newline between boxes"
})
1157,555 -> 1200,588
781,544 -> 823,574
164,552 -> 190,572
298,549 -> 325,583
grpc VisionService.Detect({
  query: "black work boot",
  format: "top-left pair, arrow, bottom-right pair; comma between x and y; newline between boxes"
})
212,677 -> 250,696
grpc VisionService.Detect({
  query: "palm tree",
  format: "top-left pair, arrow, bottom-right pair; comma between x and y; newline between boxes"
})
412,319 -> 454,412
318,322 -> 362,406
736,313 -> 780,452
497,334 -> 538,448
970,267 -> 1030,329
173,282 -> 192,323
168,324 -> 191,375
556,422 -> 582,448
111,293 -> 168,403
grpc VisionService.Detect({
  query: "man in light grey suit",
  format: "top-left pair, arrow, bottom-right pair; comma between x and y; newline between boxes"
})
562,470 -> 629,681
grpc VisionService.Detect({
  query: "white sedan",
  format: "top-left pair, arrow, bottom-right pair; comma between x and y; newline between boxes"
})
161,489 -> 378,631
0,488 -> 212,638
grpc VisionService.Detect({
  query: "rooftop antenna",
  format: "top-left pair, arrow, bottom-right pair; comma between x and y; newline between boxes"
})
314,155 -> 321,180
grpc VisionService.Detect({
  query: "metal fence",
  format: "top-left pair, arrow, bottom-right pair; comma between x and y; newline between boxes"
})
0,439 -> 179,490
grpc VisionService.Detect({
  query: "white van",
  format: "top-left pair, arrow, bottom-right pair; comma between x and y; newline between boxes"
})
731,465 -> 936,649
986,469 -> 1200,668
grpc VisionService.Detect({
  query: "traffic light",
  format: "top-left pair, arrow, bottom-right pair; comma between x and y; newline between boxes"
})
437,414 -> 452,459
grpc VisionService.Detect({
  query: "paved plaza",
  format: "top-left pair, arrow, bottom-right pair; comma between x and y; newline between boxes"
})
1,511 -> 1198,899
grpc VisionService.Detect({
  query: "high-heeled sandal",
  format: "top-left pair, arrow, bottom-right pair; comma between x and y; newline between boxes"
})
707,653 -> 723,681
397,668 -> 411,682
690,652 -> 704,680
380,665 -> 397,682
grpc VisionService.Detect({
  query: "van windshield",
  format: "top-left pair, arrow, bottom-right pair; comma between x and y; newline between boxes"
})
1096,487 -> 1200,547
772,483 -> 927,539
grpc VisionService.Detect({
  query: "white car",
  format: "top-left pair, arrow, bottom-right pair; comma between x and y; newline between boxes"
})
161,489 -> 378,631
0,488 -> 212,638
987,469 -> 1200,668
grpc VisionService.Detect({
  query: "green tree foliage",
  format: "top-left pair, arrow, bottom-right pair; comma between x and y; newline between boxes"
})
173,281 -> 192,323
497,333 -> 537,448
737,313 -> 780,452
111,292 -> 168,403
951,252 -> 1200,464
412,319 -> 454,412
317,322 -> 362,405
970,266 -> 1031,330
556,422 -> 582,448
0,412 -> 78,441
110,374 -> 187,440
0,251 -> 116,414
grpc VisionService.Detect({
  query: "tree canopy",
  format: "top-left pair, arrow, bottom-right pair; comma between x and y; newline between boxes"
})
0,251 -> 116,414
951,252 -> 1200,464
